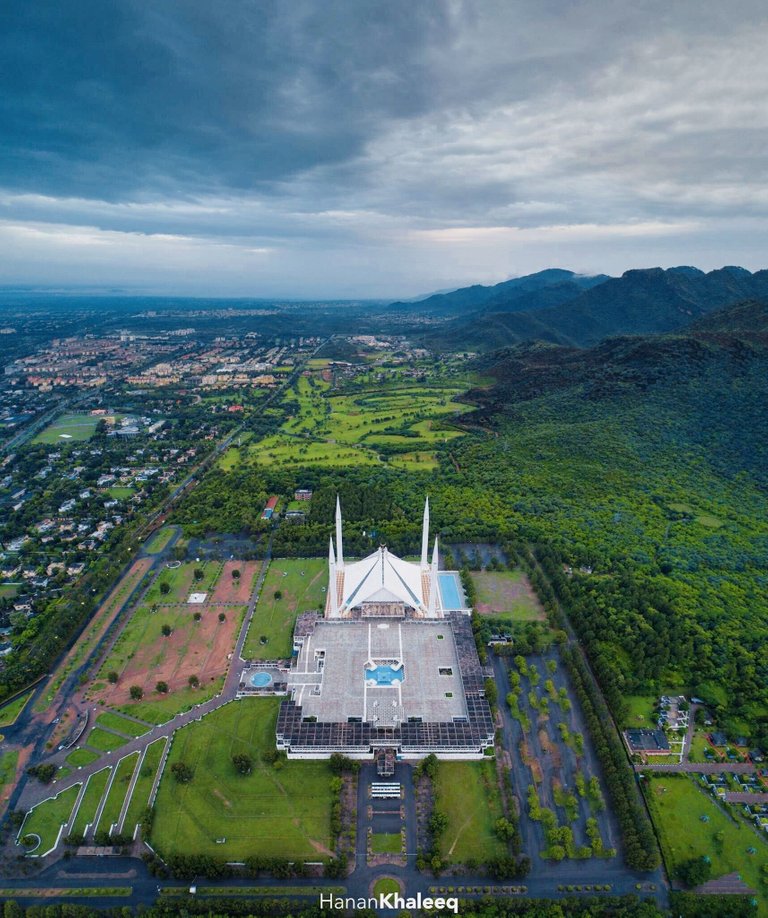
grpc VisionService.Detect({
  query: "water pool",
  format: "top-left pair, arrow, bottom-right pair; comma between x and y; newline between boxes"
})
365,664 -> 404,686
250,671 -> 273,688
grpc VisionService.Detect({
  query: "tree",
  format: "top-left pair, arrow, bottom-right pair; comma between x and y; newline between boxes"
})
27,764 -> 56,784
188,674 -> 200,688
218,612 -> 226,623
129,685 -> 143,700
231,568 -> 241,580
193,567 -> 204,581
156,680 -> 169,694
274,590 -> 283,600
170,762 -> 193,784
678,856 -> 713,887
232,752 -> 253,775
193,611 -> 201,621
107,671 -> 119,684
161,624 -> 172,636
159,582 -> 171,595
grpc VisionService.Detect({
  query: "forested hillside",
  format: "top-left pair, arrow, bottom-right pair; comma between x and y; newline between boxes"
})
459,300 -> 768,743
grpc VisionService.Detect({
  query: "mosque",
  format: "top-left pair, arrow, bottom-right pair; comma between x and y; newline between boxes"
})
275,498 -> 495,759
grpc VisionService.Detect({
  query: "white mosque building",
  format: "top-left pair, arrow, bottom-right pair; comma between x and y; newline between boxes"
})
274,497 -> 495,759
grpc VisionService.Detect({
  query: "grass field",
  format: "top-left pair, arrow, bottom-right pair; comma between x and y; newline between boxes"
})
96,752 -> 139,834
143,527 -> 176,555
21,784 -> 81,854
33,413 -> 100,444
86,727 -> 129,753
108,486 -> 134,499
152,698 -> 334,860
370,833 -> 402,854
96,711 -> 151,737
435,761 -> 506,863
471,570 -> 545,620
242,559 -> 326,658
0,584 -> 19,599
122,738 -> 167,834
144,560 -> 222,605
66,748 -> 101,768
645,775 -> 768,915
0,750 -> 19,811
71,767 -> 112,835
0,691 -> 32,727
115,681 -> 224,724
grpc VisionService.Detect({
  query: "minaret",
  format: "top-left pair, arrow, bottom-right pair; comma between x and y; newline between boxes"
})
335,495 -> 344,570
428,536 -> 439,615
420,496 -> 430,570
328,536 -> 338,615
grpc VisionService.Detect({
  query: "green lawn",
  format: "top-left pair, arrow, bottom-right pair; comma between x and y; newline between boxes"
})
96,711 -> 151,738
471,570 -> 545,620
85,727 -> 128,753
242,559 -> 326,658
0,691 -> 33,727
21,784 -> 81,854
621,693 -> 659,728
71,767 -> 112,835
370,832 -> 402,854
116,678 -> 225,725
372,878 -> 402,897
108,486 -> 134,499
33,413 -> 100,444
152,698 -> 334,860
96,752 -> 139,835
0,750 -> 18,793
66,748 -> 101,767
122,738 -> 167,834
144,527 -> 176,556
0,584 -> 19,599
435,760 -> 507,863
645,774 -> 768,916
144,561 -> 221,604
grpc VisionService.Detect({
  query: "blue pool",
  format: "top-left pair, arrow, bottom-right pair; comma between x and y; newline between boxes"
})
439,571 -> 464,610
365,664 -> 405,686
250,671 -> 273,688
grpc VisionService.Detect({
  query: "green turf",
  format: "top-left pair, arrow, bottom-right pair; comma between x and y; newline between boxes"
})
96,752 -> 139,835
242,559 -> 327,658
645,774 -> 768,916
471,570 -> 545,620
152,698 -> 334,860
21,784 -> 81,854
122,738 -> 167,834
370,833 -> 402,854
96,711 -> 151,738
116,679 -> 225,725
0,584 -> 19,599
372,878 -> 401,897
435,760 -> 507,863
33,413 -> 100,444
66,748 -> 101,767
0,750 -> 18,791
0,691 -> 33,727
144,560 -> 221,604
85,727 -> 128,753
71,767 -> 112,836
144,527 -> 176,555
107,486 -> 134,499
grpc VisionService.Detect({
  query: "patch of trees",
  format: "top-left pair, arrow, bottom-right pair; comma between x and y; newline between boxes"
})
561,646 -> 660,871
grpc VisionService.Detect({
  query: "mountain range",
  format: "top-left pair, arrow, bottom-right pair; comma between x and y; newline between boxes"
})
399,265 -> 768,351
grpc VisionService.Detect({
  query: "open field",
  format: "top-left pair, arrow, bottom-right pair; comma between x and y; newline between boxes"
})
0,584 -> 19,599
0,750 -> 19,811
435,761 -> 506,863
144,560 -> 222,605
472,570 -> 545,620
116,682 -> 224,724
108,486 -> 135,499
36,558 -> 153,713
21,784 -> 81,854
122,738 -> 167,833
71,767 -> 112,835
66,748 -> 100,767
242,559 -> 326,659
143,527 -> 176,555
86,727 -> 128,753
0,690 -> 33,727
152,698 -> 334,860
96,752 -> 139,834
32,413 -> 99,444
210,560 -> 260,604
645,774 -> 768,915
95,711 -> 151,738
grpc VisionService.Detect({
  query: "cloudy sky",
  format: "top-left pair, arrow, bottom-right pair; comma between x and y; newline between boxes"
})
2,0 -> 768,298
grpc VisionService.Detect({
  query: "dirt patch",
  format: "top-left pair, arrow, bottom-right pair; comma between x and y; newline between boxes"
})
472,571 -> 545,619
307,837 -> 334,857
210,561 -> 260,604
213,789 -> 232,808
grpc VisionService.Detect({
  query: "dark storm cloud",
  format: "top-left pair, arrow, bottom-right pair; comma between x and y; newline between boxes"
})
1,1 -> 768,296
